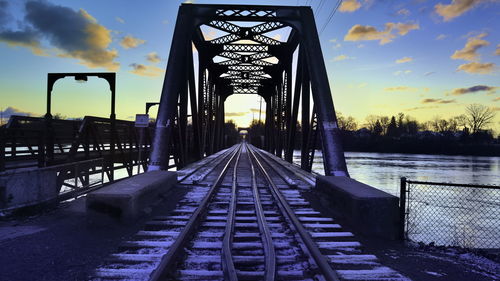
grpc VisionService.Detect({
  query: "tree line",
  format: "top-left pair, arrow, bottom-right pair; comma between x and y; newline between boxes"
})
239,104 -> 499,156
338,104 -> 496,137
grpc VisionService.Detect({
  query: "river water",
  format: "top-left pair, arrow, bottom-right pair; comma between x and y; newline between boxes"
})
293,151 -> 500,196
293,151 -> 500,248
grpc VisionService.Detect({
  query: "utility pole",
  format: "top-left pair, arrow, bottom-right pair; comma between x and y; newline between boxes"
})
258,96 -> 262,123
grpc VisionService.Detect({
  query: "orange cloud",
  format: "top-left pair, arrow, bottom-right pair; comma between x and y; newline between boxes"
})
339,0 -> 361,12
0,29 -> 46,55
392,22 -> 419,35
396,57 -> 413,63
146,52 -> 161,63
435,0 -> 485,21
120,35 -> 145,49
0,2 -> 119,70
344,22 -> 419,45
225,112 -> 246,117
406,106 -> 439,111
384,86 -> 419,92
129,63 -> 164,77
457,62 -> 495,74
421,98 -> 456,104
450,85 -> 497,95
332,54 -> 354,61
451,33 -> 489,61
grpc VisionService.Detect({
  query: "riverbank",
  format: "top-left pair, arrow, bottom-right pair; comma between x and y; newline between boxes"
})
341,134 -> 500,157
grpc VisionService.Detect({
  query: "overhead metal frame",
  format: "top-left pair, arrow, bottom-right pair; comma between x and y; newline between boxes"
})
149,4 -> 349,176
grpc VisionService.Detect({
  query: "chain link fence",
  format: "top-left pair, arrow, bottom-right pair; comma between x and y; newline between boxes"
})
400,178 -> 500,249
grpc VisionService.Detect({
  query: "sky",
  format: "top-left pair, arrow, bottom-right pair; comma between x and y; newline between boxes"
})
0,0 -> 499,132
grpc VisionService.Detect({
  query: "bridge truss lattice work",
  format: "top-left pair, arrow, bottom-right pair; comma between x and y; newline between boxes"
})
149,4 -> 349,176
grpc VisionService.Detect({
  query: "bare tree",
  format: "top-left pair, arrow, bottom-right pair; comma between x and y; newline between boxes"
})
365,115 -> 380,132
379,116 -> 390,135
337,112 -> 358,131
465,104 -> 496,134
453,114 -> 468,131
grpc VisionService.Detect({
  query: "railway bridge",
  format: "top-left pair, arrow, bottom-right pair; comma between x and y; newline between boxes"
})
1,4 -> 407,281
147,3 -> 348,177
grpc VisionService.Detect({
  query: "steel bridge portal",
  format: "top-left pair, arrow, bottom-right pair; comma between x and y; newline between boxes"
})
149,4 -> 349,177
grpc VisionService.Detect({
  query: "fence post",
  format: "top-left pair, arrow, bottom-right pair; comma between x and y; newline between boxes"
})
0,128 -> 5,172
399,177 -> 407,240
37,131 -> 45,168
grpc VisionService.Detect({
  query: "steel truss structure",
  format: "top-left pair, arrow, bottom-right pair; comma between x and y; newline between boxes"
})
149,4 -> 349,176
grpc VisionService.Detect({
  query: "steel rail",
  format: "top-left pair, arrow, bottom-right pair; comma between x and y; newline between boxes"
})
245,142 -> 276,281
221,143 -> 242,280
149,144 -> 243,281
246,144 -> 341,281
258,147 -> 317,187
177,144 -> 239,183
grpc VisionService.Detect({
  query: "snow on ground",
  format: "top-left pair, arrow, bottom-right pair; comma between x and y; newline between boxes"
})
424,271 -> 445,277
410,246 -> 500,280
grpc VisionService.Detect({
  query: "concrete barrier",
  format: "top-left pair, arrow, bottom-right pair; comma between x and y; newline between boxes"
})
315,176 -> 399,240
0,167 -> 59,211
86,171 -> 177,224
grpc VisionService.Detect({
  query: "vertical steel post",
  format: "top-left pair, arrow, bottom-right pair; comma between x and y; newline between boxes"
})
207,78 -> 216,155
276,77 -> 283,157
218,98 -> 225,150
206,72 -> 212,155
179,78 -> 188,164
45,74 -> 55,167
399,177 -> 408,240
264,99 -> 272,151
198,64 -> 206,156
149,5 -> 193,171
0,128 -> 5,171
301,71 -> 310,170
187,47 -> 201,160
37,132 -> 45,168
269,94 -> 276,154
300,7 -> 349,176
285,60 -> 292,155
109,76 -> 116,180
286,48 -> 303,162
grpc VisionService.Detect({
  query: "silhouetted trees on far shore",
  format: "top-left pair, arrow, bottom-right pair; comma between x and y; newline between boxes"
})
240,104 -> 499,157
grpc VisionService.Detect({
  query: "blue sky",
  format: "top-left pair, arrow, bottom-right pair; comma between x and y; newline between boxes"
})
0,0 -> 499,132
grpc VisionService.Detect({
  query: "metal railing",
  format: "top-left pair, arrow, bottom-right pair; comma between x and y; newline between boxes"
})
57,158 -> 105,201
400,177 -> 499,249
0,115 -> 154,176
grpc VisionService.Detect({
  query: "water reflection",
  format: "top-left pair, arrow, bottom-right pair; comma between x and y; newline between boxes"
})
293,151 -> 499,248
294,151 -> 500,196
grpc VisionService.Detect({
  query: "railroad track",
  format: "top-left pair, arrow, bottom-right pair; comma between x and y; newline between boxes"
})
91,142 -> 409,281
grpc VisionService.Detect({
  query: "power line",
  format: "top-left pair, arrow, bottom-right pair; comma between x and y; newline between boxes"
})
316,0 -> 327,12
319,0 -> 342,35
